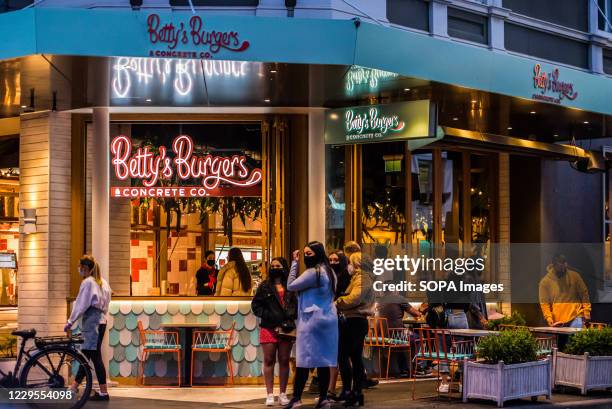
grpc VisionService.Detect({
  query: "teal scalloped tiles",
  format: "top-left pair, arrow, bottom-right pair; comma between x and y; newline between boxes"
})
155,302 -> 168,315
214,302 -> 227,315
244,314 -> 257,331
203,303 -> 215,315
113,314 -> 126,331
196,313 -> 210,324
238,361 -> 251,377
109,360 -> 120,377
220,315 -> 233,330
256,345 -> 264,362
109,329 -> 120,347
233,314 -> 245,330
251,361 -> 262,377
131,330 -> 141,346
232,345 -> 245,362
119,302 -> 133,315
179,303 -> 191,315
125,314 -> 138,331
119,360 -> 132,377
125,345 -> 138,362
244,344 -> 257,363
148,314 -> 162,330
113,345 -> 126,362
143,302 -> 156,315
119,329 -> 132,347
238,330 -> 251,346
109,302 -> 120,315
250,329 -> 260,347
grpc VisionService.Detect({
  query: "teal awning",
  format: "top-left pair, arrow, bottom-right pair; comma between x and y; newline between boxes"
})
1,8 -> 611,115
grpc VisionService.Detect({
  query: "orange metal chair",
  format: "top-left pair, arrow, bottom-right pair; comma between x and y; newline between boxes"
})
137,321 -> 181,386
412,327 -> 476,399
364,316 -> 387,378
191,322 -> 236,386
586,322 -> 608,330
378,317 -> 413,380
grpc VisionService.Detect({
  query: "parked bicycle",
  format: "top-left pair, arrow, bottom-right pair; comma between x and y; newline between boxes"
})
0,329 -> 92,409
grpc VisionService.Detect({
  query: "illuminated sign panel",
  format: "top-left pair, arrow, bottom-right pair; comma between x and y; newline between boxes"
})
532,63 -> 578,104
344,66 -> 399,93
324,100 -> 435,145
110,135 -> 262,198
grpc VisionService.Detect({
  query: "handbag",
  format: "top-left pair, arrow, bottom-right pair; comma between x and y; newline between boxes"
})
278,320 -> 297,338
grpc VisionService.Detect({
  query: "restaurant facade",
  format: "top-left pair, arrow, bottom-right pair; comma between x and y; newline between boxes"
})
1,1 -> 612,385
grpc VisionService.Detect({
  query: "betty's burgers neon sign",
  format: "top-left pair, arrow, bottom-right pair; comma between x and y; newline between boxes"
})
110,135 -> 262,198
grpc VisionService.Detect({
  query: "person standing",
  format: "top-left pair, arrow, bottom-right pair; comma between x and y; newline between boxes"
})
65,255 -> 112,401
539,254 -> 591,328
215,247 -> 253,296
196,250 -> 218,296
335,252 -> 375,407
284,241 -> 338,409
252,257 -> 297,406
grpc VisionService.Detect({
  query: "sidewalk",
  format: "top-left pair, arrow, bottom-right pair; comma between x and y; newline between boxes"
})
79,380 -> 612,409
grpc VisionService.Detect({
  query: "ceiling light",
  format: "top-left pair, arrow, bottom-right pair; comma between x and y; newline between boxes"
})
330,113 -> 339,120
507,126 -> 512,130
452,117 -> 458,121
471,100 -> 477,104
583,121 -> 589,124
145,98 -> 152,102
270,70 -> 277,74
264,99 -> 271,103
530,111 -> 536,114
553,134 -> 559,137
21,105 -> 27,108
404,88 -> 411,92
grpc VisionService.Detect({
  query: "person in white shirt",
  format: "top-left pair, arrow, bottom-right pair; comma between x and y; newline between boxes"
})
64,255 -> 112,401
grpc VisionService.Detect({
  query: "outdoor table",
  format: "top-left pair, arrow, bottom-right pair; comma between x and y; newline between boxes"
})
160,322 -> 218,386
447,329 -> 499,337
529,326 -> 582,335
402,318 -> 427,328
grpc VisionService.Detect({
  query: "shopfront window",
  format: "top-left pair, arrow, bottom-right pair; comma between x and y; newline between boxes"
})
411,151 -> 434,257
325,145 -> 346,250
89,122 -> 264,297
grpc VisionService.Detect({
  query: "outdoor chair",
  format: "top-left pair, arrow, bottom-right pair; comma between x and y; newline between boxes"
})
137,320 -> 181,386
191,322 -> 236,386
586,322 -> 608,330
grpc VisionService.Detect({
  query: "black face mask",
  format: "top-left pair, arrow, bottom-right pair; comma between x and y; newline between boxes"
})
330,263 -> 342,274
269,268 -> 285,281
206,260 -> 215,267
304,255 -> 318,269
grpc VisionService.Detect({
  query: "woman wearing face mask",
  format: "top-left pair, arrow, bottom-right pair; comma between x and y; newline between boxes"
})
251,257 -> 297,406
326,250 -> 350,400
284,241 -> 338,409
335,252 -> 375,407
64,255 -> 112,401
215,247 -> 253,296
196,250 -> 218,296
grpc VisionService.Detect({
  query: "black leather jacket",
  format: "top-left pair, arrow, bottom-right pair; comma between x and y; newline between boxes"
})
251,281 -> 297,329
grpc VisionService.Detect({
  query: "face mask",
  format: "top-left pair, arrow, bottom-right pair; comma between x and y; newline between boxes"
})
78,267 -> 87,277
303,255 -> 318,269
330,263 -> 342,274
206,260 -> 215,267
269,268 -> 285,281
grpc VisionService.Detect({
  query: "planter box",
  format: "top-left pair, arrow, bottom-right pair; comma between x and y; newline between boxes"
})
553,348 -> 612,395
463,358 -> 552,407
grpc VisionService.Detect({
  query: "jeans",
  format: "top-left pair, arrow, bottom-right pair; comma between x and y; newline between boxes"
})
566,317 -> 583,328
439,310 -> 469,374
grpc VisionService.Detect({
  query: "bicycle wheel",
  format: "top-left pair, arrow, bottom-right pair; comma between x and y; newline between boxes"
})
19,347 -> 92,409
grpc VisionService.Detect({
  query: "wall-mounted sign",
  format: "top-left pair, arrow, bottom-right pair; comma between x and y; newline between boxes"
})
344,66 -> 399,93
532,63 -> 578,104
110,135 -> 262,198
146,14 -> 250,59
325,100 -> 435,145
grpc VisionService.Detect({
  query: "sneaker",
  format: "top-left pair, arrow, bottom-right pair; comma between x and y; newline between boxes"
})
90,392 -> 110,401
438,383 -> 450,393
279,393 -> 290,405
265,394 -> 275,406
415,368 -> 434,378
399,370 -> 411,378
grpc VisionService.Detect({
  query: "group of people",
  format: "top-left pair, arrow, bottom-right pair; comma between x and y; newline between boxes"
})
196,247 -> 254,297
251,240 -> 375,409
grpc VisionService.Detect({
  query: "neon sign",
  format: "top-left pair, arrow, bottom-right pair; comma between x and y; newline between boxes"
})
110,135 -> 262,198
344,107 -> 405,140
146,14 -> 250,59
532,63 -> 578,104
111,57 -> 250,98
345,66 -> 399,92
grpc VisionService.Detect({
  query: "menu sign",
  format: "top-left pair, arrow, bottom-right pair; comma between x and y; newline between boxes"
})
110,135 -> 262,198
325,100 -> 435,145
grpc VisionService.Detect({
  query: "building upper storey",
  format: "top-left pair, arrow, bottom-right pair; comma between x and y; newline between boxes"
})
2,0 -> 612,75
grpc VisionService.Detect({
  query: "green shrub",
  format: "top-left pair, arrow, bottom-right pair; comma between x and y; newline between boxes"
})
564,328 -> 612,356
486,311 -> 526,331
477,328 -> 538,365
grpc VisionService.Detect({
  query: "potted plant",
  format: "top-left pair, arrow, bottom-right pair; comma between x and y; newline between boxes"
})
553,328 -> 612,395
463,329 -> 552,407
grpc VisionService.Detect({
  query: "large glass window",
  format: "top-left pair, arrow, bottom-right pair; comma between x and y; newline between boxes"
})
325,145 -> 346,250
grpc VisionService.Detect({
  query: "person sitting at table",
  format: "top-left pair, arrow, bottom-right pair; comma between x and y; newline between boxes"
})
196,250 -> 218,296
252,257 -> 297,407
539,253 -> 591,328
215,247 -> 253,296
377,286 -> 422,378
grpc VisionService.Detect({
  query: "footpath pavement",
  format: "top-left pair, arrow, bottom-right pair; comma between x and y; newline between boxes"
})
86,380 -> 612,409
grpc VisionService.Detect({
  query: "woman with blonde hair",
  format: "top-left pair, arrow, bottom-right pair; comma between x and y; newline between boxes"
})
64,255 -> 112,401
